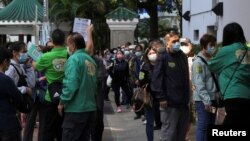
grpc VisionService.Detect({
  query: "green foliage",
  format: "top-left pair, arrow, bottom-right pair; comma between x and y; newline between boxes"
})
137,17 -> 172,39
137,18 -> 150,38
192,44 -> 201,55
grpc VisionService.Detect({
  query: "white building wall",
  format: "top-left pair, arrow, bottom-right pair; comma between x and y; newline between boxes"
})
217,0 -> 250,42
182,0 -> 250,44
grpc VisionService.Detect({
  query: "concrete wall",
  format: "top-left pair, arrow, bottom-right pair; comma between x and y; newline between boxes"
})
182,0 -> 250,44
107,19 -> 138,48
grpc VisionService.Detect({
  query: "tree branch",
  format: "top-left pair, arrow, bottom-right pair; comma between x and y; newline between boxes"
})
173,0 -> 182,16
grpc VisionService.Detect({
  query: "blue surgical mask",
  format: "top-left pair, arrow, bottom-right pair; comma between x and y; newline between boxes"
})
135,51 -> 142,57
19,53 -> 28,63
206,45 -> 215,55
172,42 -> 181,52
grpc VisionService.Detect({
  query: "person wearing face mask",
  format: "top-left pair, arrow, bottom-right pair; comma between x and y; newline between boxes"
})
5,41 -> 35,141
108,50 -> 132,113
151,30 -> 190,141
0,46 -> 34,141
180,37 -> 196,141
129,44 -> 145,120
32,28 -> 68,141
139,45 -> 162,141
23,40 -> 55,141
124,49 -> 131,60
58,32 -> 97,141
113,48 -> 118,54
5,41 -> 35,96
192,34 -> 218,141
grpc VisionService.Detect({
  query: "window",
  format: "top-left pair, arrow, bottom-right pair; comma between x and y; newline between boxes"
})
207,26 -> 217,37
194,30 -> 199,41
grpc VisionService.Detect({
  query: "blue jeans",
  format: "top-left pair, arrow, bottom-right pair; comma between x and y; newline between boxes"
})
145,106 -> 154,141
195,101 -> 215,141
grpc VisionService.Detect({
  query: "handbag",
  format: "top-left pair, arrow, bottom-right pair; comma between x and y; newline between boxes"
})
132,84 -> 152,112
106,75 -> 112,87
143,84 -> 152,107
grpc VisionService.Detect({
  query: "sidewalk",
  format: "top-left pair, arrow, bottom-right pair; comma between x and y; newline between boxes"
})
102,91 -> 197,141
31,91 -> 196,141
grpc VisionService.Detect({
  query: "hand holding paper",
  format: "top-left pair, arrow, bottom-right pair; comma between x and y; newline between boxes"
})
27,42 -> 43,61
73,18 -> 91,42
87,24 -> 93,35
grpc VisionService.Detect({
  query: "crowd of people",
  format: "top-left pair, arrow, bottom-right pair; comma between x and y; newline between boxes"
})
0,22 -> 250,141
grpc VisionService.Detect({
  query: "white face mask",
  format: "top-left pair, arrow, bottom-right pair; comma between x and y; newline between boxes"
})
180,46 -> 191,54
124,51 -> 130,56
148,54 -> 157,62
67,46 -> 73,56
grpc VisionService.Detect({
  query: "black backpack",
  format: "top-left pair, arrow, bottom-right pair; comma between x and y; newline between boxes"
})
11,64 -> 34,113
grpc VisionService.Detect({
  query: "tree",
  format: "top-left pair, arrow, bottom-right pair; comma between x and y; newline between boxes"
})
135,0 -> 182,39
49,0 -> 113,50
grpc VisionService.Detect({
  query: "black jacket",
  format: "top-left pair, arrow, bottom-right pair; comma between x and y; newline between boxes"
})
151,50 -> 190,108
108,58 -> 129,83
92,56 -> 106,111
0,73 -> 23,132
139,62 -> 157,98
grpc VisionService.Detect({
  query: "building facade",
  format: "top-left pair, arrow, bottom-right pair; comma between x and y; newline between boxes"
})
182,0 -> 250,44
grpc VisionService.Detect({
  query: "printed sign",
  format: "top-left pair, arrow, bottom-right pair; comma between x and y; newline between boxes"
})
73,18 -> 91,42
27,42 -> 43,61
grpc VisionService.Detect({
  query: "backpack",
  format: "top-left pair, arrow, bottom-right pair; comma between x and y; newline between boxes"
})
11,64 -> 34,113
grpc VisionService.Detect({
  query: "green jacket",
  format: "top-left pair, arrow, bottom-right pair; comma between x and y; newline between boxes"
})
35,47 -> 67,102
208,42 -> 250,100
60,49 -> 97,112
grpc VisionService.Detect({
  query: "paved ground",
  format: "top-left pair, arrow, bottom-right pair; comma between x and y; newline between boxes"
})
102,92 -> 197,141
29,91 -> 197,141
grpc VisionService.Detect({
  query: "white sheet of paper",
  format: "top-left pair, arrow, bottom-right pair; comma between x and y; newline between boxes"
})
73,18 -> 91,42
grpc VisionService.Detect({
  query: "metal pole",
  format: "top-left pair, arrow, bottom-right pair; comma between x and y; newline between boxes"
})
43,0 -> 48,22
35,5 -> 39,45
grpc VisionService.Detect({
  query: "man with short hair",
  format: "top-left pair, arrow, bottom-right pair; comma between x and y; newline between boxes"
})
151,31 -> 190,141
33,29 -> 67,141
